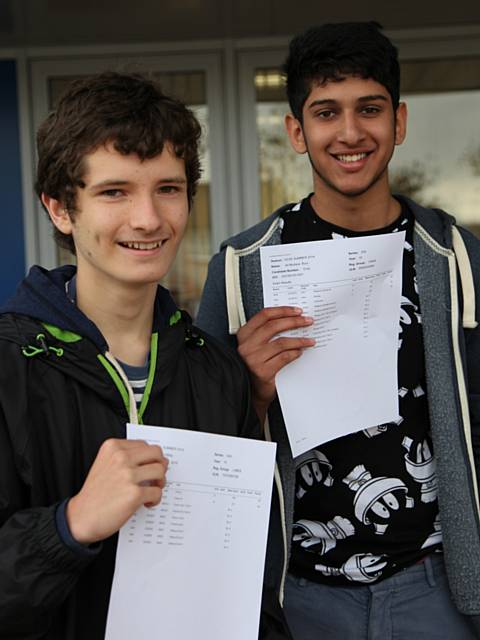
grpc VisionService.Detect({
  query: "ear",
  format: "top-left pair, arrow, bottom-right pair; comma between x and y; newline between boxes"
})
394,102 -> 407,146
285,113 -> 308,154
41,194 -> 74,235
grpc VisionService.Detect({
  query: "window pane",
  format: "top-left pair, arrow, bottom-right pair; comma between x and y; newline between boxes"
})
255,69 -> 309,218
47,71 -> 210,317
389,90 -> 480,235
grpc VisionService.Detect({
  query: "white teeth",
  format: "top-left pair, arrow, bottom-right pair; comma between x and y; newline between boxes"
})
123,241 -> 162,250
337,153 -> 367,163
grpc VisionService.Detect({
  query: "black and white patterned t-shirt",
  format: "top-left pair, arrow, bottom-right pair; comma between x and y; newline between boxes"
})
282,196 -> 442,586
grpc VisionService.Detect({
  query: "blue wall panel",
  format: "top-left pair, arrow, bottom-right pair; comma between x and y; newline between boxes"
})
0,60 -> 25,304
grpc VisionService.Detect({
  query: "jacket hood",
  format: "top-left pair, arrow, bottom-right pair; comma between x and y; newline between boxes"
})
0,264 -> 178,352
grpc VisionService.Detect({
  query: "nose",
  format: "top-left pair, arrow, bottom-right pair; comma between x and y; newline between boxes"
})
337,112 -> 366,146
130,194 -> 162,233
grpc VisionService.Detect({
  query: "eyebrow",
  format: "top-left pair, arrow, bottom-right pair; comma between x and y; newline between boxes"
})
307,94 -> 389,109
88,176 -> 187,191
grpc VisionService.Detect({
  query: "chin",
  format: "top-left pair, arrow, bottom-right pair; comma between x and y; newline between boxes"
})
122,272 -> 167,287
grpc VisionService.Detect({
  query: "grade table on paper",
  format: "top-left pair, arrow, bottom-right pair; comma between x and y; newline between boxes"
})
260,232 -> 405,457
105,424 -> 276,640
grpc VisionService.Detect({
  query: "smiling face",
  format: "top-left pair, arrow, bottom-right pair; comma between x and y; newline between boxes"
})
43,143 -> 189,297
286,75 -> 407,204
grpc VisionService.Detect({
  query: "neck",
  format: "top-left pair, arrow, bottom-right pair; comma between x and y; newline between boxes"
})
75,271 -> 157,366
310,180 -> 400,232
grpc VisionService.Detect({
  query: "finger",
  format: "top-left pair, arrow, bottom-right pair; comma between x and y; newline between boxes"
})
243,336 -> 315,366
251,347 -> 307,380
239,317 -> 314,352
266,336 -> 316,356
141,485 -> 163,508
111,443 -> 166,469
134,462 -> 168,485
100,438 -> 156,459
238,307 -> 305,340
125,442 -> 170,467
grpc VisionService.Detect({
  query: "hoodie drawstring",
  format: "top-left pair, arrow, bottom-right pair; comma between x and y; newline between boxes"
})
21,333 -> 64,358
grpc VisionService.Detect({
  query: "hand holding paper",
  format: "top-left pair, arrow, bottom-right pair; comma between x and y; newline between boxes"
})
105,425 -> 276,640
260,232 -> 405,456
67,438 -> 168,544
237,306 -> 315,415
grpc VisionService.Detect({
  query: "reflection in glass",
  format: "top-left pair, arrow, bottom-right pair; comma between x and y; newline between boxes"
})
389,91 -> 480,236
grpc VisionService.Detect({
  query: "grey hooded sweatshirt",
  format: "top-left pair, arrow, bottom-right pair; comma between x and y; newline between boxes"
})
197,195 -> 480,635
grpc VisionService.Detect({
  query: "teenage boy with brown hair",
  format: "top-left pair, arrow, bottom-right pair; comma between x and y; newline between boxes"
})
0,71 -> 290,640
198,22 -> 480,639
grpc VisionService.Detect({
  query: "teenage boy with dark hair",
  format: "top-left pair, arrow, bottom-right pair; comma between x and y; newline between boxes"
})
0,71 -> 291,640
197,22 -> 480,639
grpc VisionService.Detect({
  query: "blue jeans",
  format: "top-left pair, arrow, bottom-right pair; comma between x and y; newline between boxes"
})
284,554 -> 476,639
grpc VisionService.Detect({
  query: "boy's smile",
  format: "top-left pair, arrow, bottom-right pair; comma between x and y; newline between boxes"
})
286,76 -> 407,205
45,143 -> 189,297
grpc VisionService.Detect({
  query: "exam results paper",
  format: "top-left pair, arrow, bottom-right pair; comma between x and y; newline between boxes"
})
260,232 -> 405,457
105,424 -> 277,640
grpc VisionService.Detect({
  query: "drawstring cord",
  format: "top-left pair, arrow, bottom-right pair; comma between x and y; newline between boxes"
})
21,333 -> 64,358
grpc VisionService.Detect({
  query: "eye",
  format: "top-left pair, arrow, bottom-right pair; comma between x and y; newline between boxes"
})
315,109 -> 336,120
99,189 -> 124,198
361,105 -> 381,116
158,184 -> 186,195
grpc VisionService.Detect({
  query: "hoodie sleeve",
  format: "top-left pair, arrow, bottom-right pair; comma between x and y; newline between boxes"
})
0,348 -> 95,636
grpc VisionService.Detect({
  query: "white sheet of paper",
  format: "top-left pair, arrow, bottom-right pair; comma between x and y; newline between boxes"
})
261,232 -> 405,457
105,424 -> 276,640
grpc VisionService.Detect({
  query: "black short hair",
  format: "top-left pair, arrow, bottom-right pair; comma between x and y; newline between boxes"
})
36,71 -> 202,254
283,22 -> 400,121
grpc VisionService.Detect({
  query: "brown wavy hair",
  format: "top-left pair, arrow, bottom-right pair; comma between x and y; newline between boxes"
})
35,71 -> 202,253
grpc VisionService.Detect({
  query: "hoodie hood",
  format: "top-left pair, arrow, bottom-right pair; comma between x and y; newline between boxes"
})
0,264 -> 178,352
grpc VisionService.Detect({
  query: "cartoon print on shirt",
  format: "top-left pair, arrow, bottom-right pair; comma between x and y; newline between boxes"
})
343,464 -> 415,534
292,516 -> 355,554
363,423 -> 390,438
315,553 -> 388,583
362,412 -> 404,438
364,383 -> 426,439
421,514 -> 442,549
288,212 -> 439,586
295,450 -> 334,499
402,436 -> 437,503
398,294 -> 418,349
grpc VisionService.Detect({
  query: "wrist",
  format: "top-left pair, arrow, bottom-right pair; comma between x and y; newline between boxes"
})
66,495 -> 97,545
252,397 -> 271,425
56,499 -> 101,556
